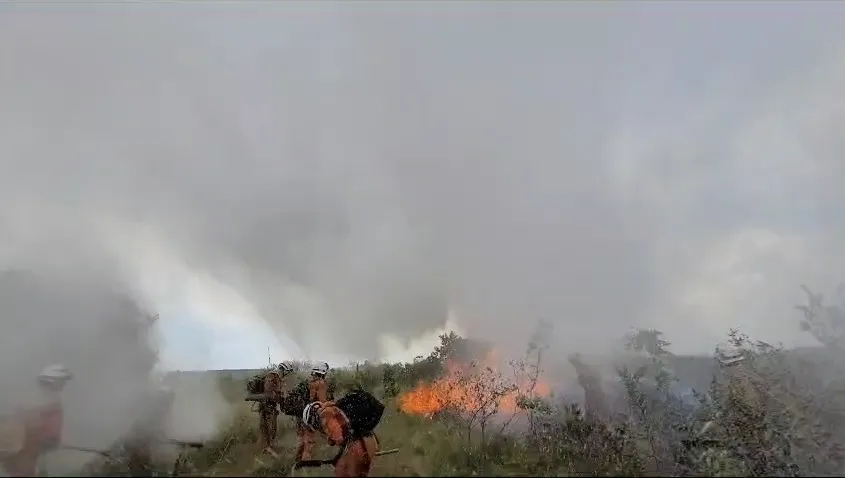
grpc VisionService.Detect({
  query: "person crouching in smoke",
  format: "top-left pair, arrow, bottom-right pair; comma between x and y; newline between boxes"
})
259,362 -> 293,456
1,363 -> 72,477
300,400 -> 380,478
295,362 -> 331,462
123,385 -> 176,476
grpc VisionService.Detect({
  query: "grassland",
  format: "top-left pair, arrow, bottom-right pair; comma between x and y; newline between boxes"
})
90,286 -> 845,477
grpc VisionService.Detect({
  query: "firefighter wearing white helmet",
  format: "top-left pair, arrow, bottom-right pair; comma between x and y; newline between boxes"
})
278,362 -> 294,375
309,362 -> 331,403
5,364 -> 73,476
299,399 -> 382,476
257,362 -> 294,456
311,362 -> 329,378
35,363 -> 71,426
295,362 -> 331,462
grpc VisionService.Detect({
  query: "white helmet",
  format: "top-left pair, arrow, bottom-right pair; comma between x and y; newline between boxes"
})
311,362 -> 329,377
278,362 -> 294,375
38,363 -> 72,382
302,401 -> 322,430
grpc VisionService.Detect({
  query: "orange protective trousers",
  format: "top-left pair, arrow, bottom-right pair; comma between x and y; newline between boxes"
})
296,377 -> 328,460
334,435 -> 379,478
295,421 -> 315,461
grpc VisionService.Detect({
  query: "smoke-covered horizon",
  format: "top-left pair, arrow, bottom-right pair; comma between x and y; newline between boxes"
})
0,0 -> 844,410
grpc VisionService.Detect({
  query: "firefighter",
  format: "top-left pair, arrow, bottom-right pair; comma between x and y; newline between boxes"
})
301,401 -> 380,478
1,363 -> 72,477
296,362 -> 330,462
309,362 -> 331,402
259,362 -> 293,456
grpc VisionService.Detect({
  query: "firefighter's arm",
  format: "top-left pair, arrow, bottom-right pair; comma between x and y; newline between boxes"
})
308,381 -> 317,401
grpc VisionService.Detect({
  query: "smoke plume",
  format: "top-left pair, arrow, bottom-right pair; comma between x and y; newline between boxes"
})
0,4 -> 843,436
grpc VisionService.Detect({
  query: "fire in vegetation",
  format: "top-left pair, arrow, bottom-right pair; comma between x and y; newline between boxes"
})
399,348 -> 551,418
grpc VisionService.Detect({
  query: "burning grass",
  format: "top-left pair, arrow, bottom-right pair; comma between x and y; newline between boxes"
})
398,348 -> 551,419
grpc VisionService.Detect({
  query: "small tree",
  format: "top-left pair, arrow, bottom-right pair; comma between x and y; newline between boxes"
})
796,284 -> 845,352
457,361 -> 516,446
626,328 -> 672,358
382,364 -> 399,399
615,328 -> 682,474
432,331 -> 469,363
508,318 -> 553,435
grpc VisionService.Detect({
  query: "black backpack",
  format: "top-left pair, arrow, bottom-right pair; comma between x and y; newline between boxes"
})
281,379 -> 311,418
246,374 -> 265,395
335,390 -> 385,438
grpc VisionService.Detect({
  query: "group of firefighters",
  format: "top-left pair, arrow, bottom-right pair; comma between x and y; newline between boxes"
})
258,361 -> 329,460
1,353 -> 655,477
0,359 -> 379,477
258,361 -> 380,477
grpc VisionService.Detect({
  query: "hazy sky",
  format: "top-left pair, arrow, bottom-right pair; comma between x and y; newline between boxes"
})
2,2 -> 845,371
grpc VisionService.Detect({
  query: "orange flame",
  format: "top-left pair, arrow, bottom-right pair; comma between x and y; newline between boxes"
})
398,349 -> 551,417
